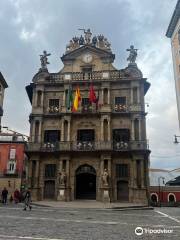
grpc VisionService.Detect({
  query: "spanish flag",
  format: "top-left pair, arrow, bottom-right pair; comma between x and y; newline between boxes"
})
72,87 -> 81,112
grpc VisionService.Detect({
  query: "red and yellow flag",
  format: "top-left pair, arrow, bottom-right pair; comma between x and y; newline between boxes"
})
72,87 -> 81,112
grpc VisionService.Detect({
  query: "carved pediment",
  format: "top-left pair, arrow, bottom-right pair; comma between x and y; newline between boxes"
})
61,45 -> 115,62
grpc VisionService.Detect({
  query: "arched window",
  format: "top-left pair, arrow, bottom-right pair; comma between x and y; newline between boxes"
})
151,193 -> 158,203
168,193 -> 176,203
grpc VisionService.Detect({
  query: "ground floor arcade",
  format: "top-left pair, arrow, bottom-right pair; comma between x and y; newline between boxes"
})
27,152 -> 149,204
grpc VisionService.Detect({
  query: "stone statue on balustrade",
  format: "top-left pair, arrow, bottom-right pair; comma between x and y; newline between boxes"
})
101,169 -> 109,187
59,169 -> 67,186
39,50 -> 51,71
126,45 -> 138,64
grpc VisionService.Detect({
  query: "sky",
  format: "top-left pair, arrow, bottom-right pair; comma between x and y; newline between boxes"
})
0,0 -> 179,169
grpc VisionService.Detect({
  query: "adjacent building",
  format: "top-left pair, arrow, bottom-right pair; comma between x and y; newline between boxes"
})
26,30 -> 150,203
149,168 -> 180,205
0,72 -> 8,130
166,0 -> 180,127
0,131 -> 27,197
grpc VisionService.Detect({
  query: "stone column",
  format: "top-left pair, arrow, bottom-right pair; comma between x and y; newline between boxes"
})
107,88 -> 110,104
133,160 -> 137,188
67,119 -> 71,141
63,90 -> 66,107
131,120 -> 135,140
139,119 -> 141,141
101,89 -> 104,105
61,120 -> 64,141
38,120 -> 42,143
107,118 -> 111,141
108,158 -> 111,177
100,119 -> 104,141
28,160 -> 32,187
141,160 -> 144,188
41,91 -> 44,107
130,88 -> 133,104
31,121 -> 35,142
35,160 -> 39,188
137,87 -> 140,104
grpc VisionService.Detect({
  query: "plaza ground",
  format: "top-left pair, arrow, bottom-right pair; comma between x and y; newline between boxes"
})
0,204 -> 180,240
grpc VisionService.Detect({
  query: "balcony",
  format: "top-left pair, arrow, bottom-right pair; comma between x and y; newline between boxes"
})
47,106 -> 60,114
3,169 -> 19,176
113,140 -> 148,151
47,70 -> 127,83
26,140 -> 148,152
113,104 -> 143,113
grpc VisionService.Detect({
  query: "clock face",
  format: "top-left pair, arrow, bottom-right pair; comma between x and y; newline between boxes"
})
82,53 -> 93,63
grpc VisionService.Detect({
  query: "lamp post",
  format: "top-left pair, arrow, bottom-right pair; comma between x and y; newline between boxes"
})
158,176 -> 165,207
174,135 -> 180,144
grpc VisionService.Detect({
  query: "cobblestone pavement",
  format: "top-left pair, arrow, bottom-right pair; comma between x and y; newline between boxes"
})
0,204 -> 180,240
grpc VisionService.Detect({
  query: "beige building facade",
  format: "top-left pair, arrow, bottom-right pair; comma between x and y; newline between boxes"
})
166,0 -> 180,127
26,31 -> 150,203
0,72 -> 8,130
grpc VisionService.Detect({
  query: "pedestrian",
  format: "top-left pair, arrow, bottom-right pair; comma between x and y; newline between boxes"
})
1,187 -> 8,204
14,189 -> 20,203
23,188 -> 32,211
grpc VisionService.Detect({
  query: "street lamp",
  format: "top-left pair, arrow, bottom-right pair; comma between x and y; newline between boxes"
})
158,176 -> 165,207
174,135 -> 180,144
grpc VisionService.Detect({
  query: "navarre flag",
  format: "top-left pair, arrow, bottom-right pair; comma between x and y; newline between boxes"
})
72,87 -> 81,112
89,84 -> 97,103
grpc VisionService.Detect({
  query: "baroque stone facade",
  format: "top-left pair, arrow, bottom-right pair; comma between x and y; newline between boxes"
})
26,30 -> 150,203
0,72 -> 8,130
166,0 -> 180,127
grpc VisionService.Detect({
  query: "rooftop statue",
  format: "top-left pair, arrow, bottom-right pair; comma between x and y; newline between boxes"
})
79,28 -> 92,44
65,29 -> 112,53
40,50 -> 51,70
126,45 -> 138,64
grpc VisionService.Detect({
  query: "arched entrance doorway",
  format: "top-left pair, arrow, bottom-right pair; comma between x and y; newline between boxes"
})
76,165 -> 96,200
117,180 -> 129,201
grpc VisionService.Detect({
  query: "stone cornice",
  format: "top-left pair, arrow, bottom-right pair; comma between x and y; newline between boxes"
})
166,0 -> 180,38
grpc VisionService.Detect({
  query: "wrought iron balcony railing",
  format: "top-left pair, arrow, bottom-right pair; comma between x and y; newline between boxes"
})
26,140 -> 148,152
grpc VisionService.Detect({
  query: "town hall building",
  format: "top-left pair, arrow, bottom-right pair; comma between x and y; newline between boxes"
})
26,30 -> 150,203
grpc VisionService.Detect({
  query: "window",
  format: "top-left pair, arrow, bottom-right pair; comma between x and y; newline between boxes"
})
45,164 -> 56,178
77,129 -> 95,141
151,194 -> 158,203
9,148 -> 16,160
116,164 -> 128,178
82,67 -> 92,80
168,194 -> 176,203
48,99 -> 60,113
81,98 -> 91,112
115,97 -> 126,112
115,97 -> 126,105
7,160 -> 16,174
82,98 -> 90,106
44,130 -> 60,143
113,129 -> 130,142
